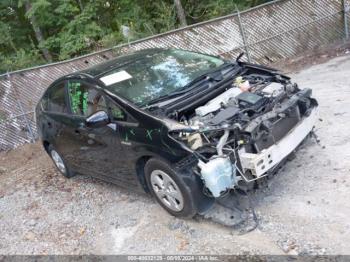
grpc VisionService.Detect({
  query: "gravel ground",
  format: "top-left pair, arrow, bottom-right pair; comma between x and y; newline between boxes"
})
0,54 -> 350,255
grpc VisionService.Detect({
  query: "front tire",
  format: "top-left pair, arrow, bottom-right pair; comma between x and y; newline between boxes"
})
144,158 -> 197,218
48,145 -> 75,178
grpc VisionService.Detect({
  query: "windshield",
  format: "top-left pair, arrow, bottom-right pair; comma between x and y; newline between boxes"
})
100,49 -> 225,106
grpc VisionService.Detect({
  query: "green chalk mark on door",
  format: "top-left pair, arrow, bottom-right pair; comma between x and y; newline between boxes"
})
146,130 -> 153,140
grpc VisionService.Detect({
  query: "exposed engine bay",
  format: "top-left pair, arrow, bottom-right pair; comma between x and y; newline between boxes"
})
166,64 -> 318,198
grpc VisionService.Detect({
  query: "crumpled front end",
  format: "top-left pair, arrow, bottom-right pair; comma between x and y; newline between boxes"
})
167,69 -> 318,198
239,105 -> 317,179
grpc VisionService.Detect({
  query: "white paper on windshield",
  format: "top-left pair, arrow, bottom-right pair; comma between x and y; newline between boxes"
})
100,70 -> 132,86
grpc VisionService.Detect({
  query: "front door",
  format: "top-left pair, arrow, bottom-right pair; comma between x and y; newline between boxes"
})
64,79 -> 124,179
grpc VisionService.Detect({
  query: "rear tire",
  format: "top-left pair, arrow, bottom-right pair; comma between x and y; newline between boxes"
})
48,144 -> 75,178
144,158 -> 197,218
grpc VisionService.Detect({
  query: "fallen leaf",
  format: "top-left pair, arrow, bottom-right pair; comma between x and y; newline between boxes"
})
79,227 -> 86,235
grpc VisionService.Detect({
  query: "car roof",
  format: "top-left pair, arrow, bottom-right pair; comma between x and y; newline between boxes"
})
78,48 -> 165,78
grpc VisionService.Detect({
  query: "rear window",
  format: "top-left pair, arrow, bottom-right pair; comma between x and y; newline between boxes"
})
47,82 -> 68,113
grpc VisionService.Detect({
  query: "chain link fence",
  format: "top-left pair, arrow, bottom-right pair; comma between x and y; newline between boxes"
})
0,0 -> 349,151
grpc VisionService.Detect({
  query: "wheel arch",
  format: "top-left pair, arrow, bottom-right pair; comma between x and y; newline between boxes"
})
43,140 -> 50,154
134,152 -> 182,194
135,155 -> 153,193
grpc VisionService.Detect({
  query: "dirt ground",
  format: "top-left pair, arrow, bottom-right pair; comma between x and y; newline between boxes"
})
1,52 -> 350,255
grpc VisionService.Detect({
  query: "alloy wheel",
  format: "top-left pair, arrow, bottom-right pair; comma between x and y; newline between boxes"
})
51,150 -> 66,174
150,170 -> 184,212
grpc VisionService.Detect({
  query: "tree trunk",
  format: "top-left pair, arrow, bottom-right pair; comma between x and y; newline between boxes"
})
174,0 -> 187,27
24,1 -> 52,62
76,0 -> 84,11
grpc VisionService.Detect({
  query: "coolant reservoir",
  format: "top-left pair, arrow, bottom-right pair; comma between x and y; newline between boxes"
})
239,81 -> 250,92
235,76 -> 250,92
198,156 -> 236,197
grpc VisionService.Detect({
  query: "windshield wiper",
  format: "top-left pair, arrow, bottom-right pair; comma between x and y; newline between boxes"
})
172,62 -> 236,94
144,62 -> 239,108
143,90 -> 189,108
143,76 -> 211,108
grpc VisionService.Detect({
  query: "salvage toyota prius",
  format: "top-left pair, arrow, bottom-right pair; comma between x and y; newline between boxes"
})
36,48 -> 318,217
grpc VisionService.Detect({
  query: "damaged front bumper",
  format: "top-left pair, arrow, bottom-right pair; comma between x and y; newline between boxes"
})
169,89 -> 318,198
239,107 -> 318,178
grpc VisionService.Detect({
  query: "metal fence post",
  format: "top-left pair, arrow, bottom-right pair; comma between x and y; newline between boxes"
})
236,5 -> 251,62
344,0 -> 349,39
7,72 -> 36,143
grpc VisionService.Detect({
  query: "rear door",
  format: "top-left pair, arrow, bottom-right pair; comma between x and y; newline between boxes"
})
42,80 -> 75,162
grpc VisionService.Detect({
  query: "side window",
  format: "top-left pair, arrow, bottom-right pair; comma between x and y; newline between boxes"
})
107,100 -> 127,121
67,80 -> 107,117
40,92 -> 49,111
48,82 -> 68,113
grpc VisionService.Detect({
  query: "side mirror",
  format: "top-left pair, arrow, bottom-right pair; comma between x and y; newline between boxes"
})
86,111 -> 110,128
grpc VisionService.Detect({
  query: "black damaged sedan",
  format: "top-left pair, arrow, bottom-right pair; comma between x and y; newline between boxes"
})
36,48 -> 318,217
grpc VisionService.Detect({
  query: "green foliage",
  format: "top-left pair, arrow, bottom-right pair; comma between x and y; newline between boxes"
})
0,0 -> 271,74
185,0 -> 244,23
0,48 -> 44,73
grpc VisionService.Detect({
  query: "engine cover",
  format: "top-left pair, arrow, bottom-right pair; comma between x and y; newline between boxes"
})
195,87 -> 242,116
